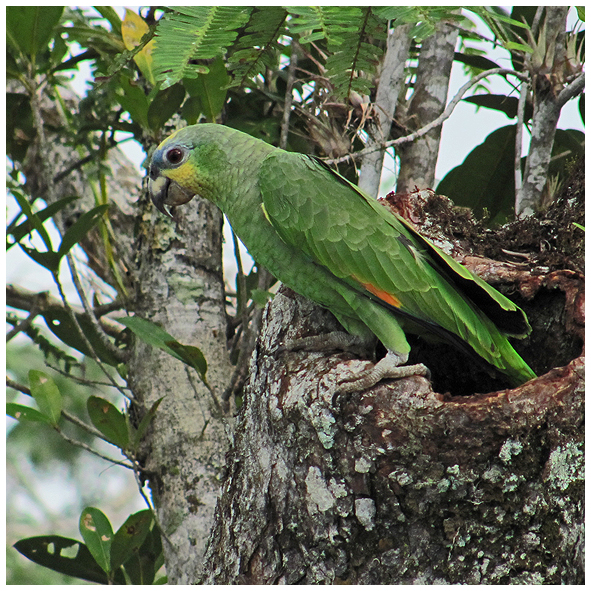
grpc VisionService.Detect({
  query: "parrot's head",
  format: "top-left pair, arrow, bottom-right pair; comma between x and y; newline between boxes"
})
149,126 -> 225,217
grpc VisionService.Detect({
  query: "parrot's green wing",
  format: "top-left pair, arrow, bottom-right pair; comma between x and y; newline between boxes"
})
259,150 -> 534,384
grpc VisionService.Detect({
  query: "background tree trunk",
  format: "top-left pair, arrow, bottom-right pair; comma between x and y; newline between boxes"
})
201,192 -> 584,584
357,25 -> 412,197
396,21 -> 458,193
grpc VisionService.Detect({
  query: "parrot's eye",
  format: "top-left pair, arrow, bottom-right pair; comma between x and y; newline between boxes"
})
165,148 -> 184,165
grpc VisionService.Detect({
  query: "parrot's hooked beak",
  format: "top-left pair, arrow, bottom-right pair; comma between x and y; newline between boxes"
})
149,166 -> 196,218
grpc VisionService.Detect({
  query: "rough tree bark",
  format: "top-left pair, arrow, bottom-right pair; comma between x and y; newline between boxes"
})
396,21 -> 458,193
201,190 -> 584,584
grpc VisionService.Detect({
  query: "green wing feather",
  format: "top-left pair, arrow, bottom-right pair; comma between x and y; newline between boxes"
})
259,150 -> 535,385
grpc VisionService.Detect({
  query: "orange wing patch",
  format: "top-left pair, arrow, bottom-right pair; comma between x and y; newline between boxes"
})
357,279 -> 402,308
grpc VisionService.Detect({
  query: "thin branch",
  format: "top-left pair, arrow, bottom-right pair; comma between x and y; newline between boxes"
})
556,72 -> 585,109
327,68 -> 529,166
8,377 -> 133,468
66,252 -> 125,361
51,271 -> 132,401
6,306 -> 41,342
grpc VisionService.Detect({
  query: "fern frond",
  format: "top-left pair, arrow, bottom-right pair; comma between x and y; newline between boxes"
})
153,6 -> 252,88
287,6 -> 362,46
227,7 -> 288,88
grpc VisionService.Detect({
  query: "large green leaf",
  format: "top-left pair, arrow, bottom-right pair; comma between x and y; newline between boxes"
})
436,125 -> 517,226
182,57 -> 229,122
87,396 -> 129,449
6,6 -> 64,58
147,84 -> 186,130
28,370 -> 62,426
79,507 -> 113,575
13,536 -> 124,584
122,524 -> 163,585
464,94 -> 533,122
118,316 -> 208,382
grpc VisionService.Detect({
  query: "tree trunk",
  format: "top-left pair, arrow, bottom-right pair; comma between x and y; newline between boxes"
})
518,6 -> 569,216
396,21 -> 458,193
202,194 -> 584,584
357,25 -> 412,197
128,196 -> 233,584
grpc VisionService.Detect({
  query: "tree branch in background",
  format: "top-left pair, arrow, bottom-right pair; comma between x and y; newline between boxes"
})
329,68 -> 529,167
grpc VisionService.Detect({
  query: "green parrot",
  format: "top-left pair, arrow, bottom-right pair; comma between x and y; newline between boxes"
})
149,124 -> 536,388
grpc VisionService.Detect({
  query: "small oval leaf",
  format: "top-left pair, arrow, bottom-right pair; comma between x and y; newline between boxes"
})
79,507 -> 113,575
6,402 -> 52,424
28,370 -> 62,426
87,396 -> 129,449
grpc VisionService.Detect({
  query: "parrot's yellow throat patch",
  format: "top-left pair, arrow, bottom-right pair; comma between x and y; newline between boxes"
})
164,162 -> 199,193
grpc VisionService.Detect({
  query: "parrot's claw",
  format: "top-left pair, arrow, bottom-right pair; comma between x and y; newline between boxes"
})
278,331 -> 369,356
338,351 -> 430,394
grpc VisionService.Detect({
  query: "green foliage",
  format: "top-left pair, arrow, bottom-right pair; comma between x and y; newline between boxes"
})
118,316 -> 208,384
153,6 -> 252,88
227,7 -> 287,88
28,370 -> 63,426
6,6 -> 64,59
437,125 -> 518,225
87,396 -> 129,449
14,508 -> 161,584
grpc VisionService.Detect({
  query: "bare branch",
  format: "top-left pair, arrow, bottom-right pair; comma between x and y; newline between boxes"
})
328,68 -> 529,166
556,72 -> 585,109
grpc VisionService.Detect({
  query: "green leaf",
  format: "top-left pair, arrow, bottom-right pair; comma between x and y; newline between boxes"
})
453,52 -> 499,71
436,125 -> 518,226
58,204 -> 108,258
110,510 -> 153,571
94,6 -> 123,35
14,535 -> 124,585
250,288 -> 274,308
153,6 -> 252,88
7,402 -> 53,424
116,76 -> 150,129
147,84 -> 186,130
6,6 -> 64,58
18,245 -> 62,274
132,397 -> 164,450
41,308 -> 120,366
8,195 -> 78,250
576,6 -> 585,22
87,396 -> 129,449
182,57 -> 229,122
504,41 -> 533,54
11,191 -> 54,252
463,94 -> 533,122
79,507 -> 113,575
118,316 -> 208,381
28,370 -> 62,426
166,342 -> 208,381
123,523 -> 163,585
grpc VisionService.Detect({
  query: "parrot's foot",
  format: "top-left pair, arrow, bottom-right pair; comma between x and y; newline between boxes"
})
279,331 -> 369,356
338,351 -> 430,394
